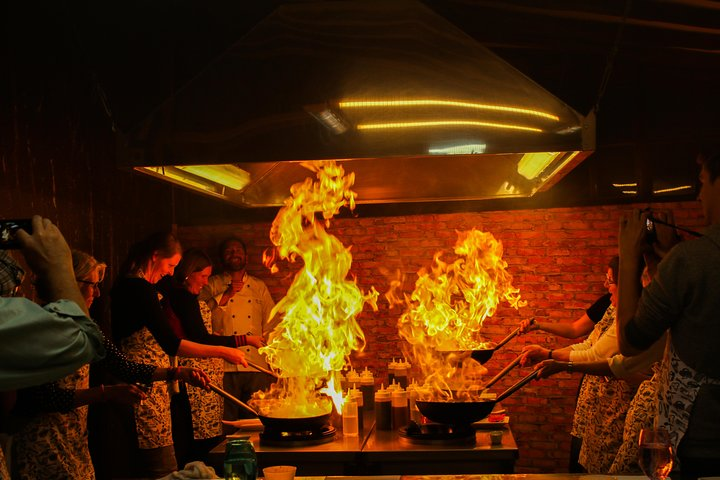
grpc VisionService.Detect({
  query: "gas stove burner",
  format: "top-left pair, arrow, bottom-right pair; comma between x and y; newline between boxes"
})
260,425 -> 336,447
398,421 -> 476,445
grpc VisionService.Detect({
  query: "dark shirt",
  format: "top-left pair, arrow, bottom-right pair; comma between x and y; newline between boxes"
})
156,276 -> 235,348
110,277 -> 181,356
586,292 -> 611,324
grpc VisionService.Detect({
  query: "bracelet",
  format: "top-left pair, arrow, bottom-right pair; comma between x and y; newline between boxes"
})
235,335 -> 247,347
567,361 -> 574,372
548,349 -> 553,360
167,367 -> 180,381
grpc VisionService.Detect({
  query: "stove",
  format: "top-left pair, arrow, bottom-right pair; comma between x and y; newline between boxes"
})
398,421 -> 476,445
259,425 -> 337,447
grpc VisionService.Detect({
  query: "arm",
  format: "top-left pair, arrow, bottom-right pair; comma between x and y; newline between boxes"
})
531,314 -> 596,339
0,298 -> 105,390
535,358 -> 613,379
176,339 -> 248,367
568,323 -> 618,362
617,210 -> 656,355
169,289 -> 235,347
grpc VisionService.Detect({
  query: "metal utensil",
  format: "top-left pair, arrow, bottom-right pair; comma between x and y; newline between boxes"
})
208,383 -> 259,417
246,360 -> 279,379
481,355 -> 522,390
441,318 -> 535,364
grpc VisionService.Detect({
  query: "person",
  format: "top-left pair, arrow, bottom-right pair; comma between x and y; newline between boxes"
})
529,261 -> 665,474
158,248 -> 257,465
111,232 -> 248,478
10,249 -> 212,480
617,148 -> 720,479
0,216 -> 105,391
521,256 -> 619,473
519,292 -> 611,339
200,236 -> 279,424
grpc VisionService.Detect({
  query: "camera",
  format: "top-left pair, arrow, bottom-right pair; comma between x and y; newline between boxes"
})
0,219 -> 33,249
645,217 -> 657,244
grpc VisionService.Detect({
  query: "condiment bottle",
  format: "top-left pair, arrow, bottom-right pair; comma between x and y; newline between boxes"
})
391,387 -> 409,430
347,369 -> 361,390
342,398 -> 359,437
224,438 -> 257,480
349,387 -> 364,434
406,380 -> 423,424
387,358 -> 398,386
387,379 -> 401,392
395,358 -> 411,388
360,367 -> 375,410
375,385 -> 392,431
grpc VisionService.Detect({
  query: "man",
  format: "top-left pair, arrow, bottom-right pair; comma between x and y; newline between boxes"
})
0,216 -> 105,391
200,236 -> 278,422
617,149 -> 720,478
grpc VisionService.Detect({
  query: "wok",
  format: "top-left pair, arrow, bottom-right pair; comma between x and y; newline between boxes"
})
441,318 -> 535,364
209,383 -> 331,431
416,369 -> 539,425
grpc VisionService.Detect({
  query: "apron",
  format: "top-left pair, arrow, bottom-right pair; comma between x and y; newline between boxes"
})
656,341 -> 720,468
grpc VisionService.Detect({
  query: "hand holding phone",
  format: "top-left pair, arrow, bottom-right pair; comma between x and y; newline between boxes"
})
0,219 -> 33,249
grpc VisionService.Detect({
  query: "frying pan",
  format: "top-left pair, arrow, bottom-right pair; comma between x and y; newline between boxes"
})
209,383 -> 332,431
415,369 -> 539,425
441,318 -> 535,364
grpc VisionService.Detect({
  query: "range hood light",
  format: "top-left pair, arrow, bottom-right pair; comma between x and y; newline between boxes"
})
306,106 -> 349,134
622,190 -> 638,195
428,143 -> 487,155
135,166 -> 224,195
517,152 -> 562,180
338,98 -> 560,121
175,165 -> 251,190
612,182 -> 638,188
357,120 -> 543,133
653,185 -> 693,194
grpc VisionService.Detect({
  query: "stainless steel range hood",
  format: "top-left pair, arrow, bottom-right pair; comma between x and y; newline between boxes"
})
120,0 -> 594,207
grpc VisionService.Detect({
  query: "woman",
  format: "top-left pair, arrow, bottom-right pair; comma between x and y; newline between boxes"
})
10,250 -> 212,480
159,248 -> 265,465
111,232 -> 248,477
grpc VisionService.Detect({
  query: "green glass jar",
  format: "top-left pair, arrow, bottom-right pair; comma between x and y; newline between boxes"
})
224,438 -> 257,480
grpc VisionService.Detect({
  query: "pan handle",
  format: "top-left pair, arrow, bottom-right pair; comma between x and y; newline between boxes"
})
208,383 -> 259,417
482,355 -> 522,390
495,369 -> 540,403
246,360 -> 279,379
494,317 -> 535,350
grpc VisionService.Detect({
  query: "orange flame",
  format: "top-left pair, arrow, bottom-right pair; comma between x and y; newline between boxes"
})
393,228 -> 525,398
254,160 -> 378,416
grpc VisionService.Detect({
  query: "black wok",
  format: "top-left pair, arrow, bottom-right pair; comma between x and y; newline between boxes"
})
416,369 -> 539,425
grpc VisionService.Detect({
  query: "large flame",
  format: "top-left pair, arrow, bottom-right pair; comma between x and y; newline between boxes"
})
389,228 -> 525,399
254,161 -> 378,416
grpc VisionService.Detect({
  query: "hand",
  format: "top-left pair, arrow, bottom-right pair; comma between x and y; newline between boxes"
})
534,359 -> 566,379
650,210 -> 681,258
518,318 -> 539,335
105,384 -> 147,405
520,345 -> 550,367
15,216 -> 73,276
619,209 -> 651,261
246,335 -> 266,349
222,347 -> 248,367
178,367 -> 211,390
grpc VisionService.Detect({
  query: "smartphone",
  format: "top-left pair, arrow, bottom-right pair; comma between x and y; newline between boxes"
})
0,219 -> 33,249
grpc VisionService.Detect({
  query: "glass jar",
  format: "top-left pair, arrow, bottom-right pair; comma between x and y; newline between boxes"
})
224,438 -> 257,480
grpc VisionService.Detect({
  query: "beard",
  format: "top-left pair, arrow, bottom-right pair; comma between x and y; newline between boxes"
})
225,256 -> 247,272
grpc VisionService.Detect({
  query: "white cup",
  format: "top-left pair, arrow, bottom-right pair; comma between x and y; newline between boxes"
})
263,465 -> 297,480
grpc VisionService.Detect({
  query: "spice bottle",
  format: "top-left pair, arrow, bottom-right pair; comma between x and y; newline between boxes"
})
391,387 -> 409,429
342,399 -> 359,437
224,438 -> 257,480
350,387 -> 364,434
360,367 -> 375,410
375,385 -> 392,431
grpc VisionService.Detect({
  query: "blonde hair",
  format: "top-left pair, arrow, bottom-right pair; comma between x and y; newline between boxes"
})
71,249 -> 106,282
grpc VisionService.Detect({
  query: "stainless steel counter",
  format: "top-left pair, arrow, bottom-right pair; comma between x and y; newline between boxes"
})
209,413 -> 517,476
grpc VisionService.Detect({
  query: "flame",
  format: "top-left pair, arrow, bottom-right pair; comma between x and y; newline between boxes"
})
254,160 -> 379,416
392,228 -> 525,399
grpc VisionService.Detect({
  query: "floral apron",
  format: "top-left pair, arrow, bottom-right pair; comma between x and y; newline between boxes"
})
656,341 -> 720,469
120,326 -> 172,450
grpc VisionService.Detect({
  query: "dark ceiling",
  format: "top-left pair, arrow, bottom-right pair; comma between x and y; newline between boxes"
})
7,0 -> 720,219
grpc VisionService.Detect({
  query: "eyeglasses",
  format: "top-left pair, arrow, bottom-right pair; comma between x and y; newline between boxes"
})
78,279 -> 102,289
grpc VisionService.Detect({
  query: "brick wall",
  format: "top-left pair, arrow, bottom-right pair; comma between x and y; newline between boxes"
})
178,200 -> 704,472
